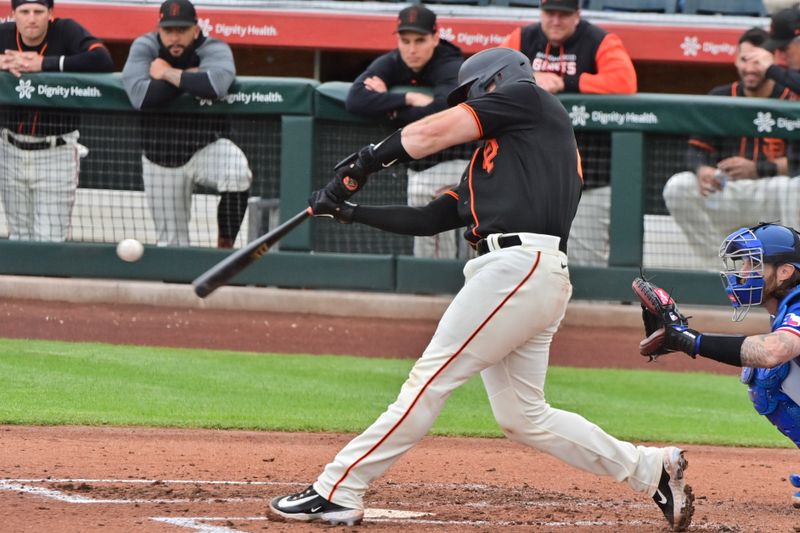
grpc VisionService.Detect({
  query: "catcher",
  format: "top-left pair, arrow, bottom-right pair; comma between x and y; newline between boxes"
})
633,222 -> 800,506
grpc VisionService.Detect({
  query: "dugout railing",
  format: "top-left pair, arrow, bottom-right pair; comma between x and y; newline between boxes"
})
1,72 -> 798,304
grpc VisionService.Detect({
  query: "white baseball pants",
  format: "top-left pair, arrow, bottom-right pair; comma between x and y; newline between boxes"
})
0,129 -> 85,242
407,159 -> 468,259
663,171 -> 800,268
142,138 -> 252,247
313,233 -> 664,510
567,185 -> 611,267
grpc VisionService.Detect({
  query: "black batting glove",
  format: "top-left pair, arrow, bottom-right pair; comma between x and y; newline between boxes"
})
308,188 -> 356,223
330,145 -> 380,201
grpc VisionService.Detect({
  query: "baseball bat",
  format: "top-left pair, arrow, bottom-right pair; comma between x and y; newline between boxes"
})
193,207 -> 312,298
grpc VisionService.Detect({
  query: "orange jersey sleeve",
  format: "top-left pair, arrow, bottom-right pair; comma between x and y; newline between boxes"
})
578,33 -> 637,94
500,27 -> 522,51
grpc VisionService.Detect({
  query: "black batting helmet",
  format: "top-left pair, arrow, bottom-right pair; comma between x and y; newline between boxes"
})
447,47 -> 533,106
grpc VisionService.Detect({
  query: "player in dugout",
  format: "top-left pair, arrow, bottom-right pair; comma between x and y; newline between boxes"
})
501,0 -> 637,268
346,4 -> 468,260
122,0 -> 252,248
748,6 -> 800,94
0,0 -> 113,241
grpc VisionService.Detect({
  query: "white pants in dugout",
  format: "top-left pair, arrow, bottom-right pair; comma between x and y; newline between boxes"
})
0,129 -> 86,241
313,233 -> 664,510
142,138 -> 252,247
663,171 -> 800,268
407,159 -> 468,259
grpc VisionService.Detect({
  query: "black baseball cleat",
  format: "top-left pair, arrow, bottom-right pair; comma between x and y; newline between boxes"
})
269,485 -> 364,526
653,447 -> 695,532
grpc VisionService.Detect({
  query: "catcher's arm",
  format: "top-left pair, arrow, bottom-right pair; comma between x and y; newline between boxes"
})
632,277 -> 752,367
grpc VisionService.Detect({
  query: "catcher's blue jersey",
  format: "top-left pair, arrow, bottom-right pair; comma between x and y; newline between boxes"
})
742,287 -> 800,447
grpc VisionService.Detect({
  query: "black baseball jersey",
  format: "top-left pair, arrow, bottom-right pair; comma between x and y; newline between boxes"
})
351,80 -> 583,254
688,81 -> 796,175
0,18 -> 112,136
455,80 -> 582,250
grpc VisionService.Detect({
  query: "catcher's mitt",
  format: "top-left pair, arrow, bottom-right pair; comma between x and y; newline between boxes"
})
631,277 -> 690,359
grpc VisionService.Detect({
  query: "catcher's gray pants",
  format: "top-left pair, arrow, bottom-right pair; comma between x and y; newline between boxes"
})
0,129 -> 85,242
313,233 -> 664,510
142,138 -> 252,247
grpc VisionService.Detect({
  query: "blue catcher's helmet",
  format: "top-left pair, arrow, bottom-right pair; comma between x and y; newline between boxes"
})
719,223 -> 800,321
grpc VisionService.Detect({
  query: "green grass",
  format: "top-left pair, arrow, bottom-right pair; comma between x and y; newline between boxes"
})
0,338 -> 789,447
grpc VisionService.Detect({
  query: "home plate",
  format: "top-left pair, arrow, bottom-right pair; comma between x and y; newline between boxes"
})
365,508 -> 431,519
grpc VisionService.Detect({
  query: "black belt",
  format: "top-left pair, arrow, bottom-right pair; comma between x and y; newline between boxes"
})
6,135 -> 67,151
476,235 -> 522,256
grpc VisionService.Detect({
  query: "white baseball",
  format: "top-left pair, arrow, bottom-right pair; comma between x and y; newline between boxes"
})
117,239 -> 144,262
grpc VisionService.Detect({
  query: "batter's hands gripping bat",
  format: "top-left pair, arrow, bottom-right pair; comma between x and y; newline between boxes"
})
193,207 -> 312,298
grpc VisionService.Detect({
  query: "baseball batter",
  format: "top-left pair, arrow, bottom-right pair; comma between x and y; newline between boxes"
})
121,0 -> 251,248
0,0 -> 113,241
641,222 -> 800,506
270,48 -> 694,531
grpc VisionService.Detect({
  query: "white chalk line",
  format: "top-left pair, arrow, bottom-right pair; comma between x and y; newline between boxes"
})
0,477 -> 727,531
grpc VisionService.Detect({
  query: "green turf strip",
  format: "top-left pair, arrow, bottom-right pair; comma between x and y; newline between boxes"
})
0,338 -> 788,447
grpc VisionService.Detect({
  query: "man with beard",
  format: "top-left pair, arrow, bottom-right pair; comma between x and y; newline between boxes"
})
122,0 -> 251,248
662,27 -> 796,269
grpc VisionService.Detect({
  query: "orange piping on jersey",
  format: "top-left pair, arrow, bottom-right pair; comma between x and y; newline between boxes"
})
576,148 -> 584,184
467,147 -> 482,239
730,82 -> 738,97
500,27 -> 521,50
444,190 -> 459,201
16,30 -> 48,55
458,103 -> 483,138
88,43 -> 106,52
326,250 -> 543,503
688,139 -> 714,152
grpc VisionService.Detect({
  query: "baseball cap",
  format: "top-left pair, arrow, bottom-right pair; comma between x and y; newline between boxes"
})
396,5 -> 436,35
11,0 -> 52,8
763,7 -> 800,51
159,0 -> 197,28
540,0 -> 579,12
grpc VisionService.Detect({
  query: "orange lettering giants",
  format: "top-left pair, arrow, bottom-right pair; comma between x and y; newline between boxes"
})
482,139 -> 498,173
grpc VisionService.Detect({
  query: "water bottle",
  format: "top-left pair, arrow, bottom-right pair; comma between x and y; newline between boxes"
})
705,169 -> 728,210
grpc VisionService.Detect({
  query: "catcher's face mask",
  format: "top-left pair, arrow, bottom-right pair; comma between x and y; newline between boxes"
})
719,228 -> 765,321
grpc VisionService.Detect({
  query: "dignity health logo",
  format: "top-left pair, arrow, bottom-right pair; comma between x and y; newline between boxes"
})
15,79 -> 34,99
14,78 -> 101,99
754,111 -> 800,133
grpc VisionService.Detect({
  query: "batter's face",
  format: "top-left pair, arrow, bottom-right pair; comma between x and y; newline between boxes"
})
13,4 -> 51,47
158,25 -> 201,58
540,9 -> 580,46
397,31 -> 439,73
736,42 -> 768,91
